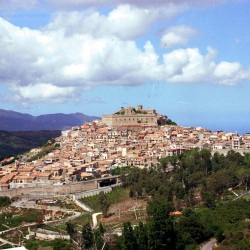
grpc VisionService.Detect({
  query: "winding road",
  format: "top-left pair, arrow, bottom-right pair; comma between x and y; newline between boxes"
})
92,212 -> 102,229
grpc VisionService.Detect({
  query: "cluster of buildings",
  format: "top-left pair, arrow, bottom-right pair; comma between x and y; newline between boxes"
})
1,105 -> 250,191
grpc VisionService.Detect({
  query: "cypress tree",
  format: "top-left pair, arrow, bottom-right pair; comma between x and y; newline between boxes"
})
122,221 -> 137,250
82,222 -> 94,249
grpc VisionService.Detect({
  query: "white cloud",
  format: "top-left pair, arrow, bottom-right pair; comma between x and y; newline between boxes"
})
0,3 -> 249,105
0,17 -> 161,103
161,47 -> 250,85
214,61 -> 250,85
11,83 -> 76,103
160,25 -> 197,48
161,47 -> 216,83
45,5 -> 184,40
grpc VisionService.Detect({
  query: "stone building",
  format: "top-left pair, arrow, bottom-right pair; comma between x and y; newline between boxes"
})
102,105 -> 158,126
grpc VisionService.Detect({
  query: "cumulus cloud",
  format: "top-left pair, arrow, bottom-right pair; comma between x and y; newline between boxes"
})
161,47 -> 250,85
0,2 -> 249,105
11,83 -> 76,103
160,25 -> 197,48
161,47 -> 216,83
214,62 -> 250,85
45,5 -> 184,40
0,16 -> 161,103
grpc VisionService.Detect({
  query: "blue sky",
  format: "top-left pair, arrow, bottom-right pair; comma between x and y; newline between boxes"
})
0,0 -> 250,133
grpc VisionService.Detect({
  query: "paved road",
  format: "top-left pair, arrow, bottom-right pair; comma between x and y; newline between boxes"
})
201,238 -> 216,250
92,212 -> 102,228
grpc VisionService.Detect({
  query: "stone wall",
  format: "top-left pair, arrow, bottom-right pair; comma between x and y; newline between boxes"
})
0,179 -> 98,197
0,176 -> 121,197
212,149 -> 250,156
102,114 -> 158,126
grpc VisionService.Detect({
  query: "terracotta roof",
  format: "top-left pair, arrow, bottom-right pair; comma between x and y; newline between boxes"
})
0,173 -> 16,183
80,172 -> 93,177
169,211 -> 182,216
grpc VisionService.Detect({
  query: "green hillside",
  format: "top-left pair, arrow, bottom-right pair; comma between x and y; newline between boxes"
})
0,130 -> 61,161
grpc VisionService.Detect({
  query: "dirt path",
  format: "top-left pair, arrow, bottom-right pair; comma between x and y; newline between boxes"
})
201,238 -> 216,250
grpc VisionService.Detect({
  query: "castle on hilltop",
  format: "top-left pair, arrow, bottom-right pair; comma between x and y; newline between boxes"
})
102,105 -> 159,126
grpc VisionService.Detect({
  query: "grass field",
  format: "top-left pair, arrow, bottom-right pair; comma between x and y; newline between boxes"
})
80,187 -> 129,211
0,209 -> 42,231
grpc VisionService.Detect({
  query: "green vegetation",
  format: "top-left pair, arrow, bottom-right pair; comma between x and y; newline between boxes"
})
114,111 -> 125,115
27,142 -> 60,161
0,209 -> 42,230
0,130 -> 60,161
242,193 -> 250,200
0,196 -> 11,207
71,213 -> 92,228
95,223 -> 106,250
108,149 -> 250,249
82,222 -> 94,249
98,191 -> 111,217
2,149 -> 250,249
1,244 -> 13,249
157,115 -> 177,126
80,187 -> 128,211
111,166 -> 131,175
25,238 -> 72,250
132,108 -> 147,114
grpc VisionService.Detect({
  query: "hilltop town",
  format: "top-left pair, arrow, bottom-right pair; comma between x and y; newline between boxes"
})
0,105 -> 250,191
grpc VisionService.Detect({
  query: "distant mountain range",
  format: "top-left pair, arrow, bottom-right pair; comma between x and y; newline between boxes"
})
0,109 -> 100,131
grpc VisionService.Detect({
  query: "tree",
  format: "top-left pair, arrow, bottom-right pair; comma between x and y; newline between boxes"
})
236,238 -> 250,250
0,196 -> 11,207
238,168 -> 250,190
227,150 -> 244,166
200,149 -> 212,174
66,222 -> 78,241
243,152 -> 250,168
82,223 -> 94,249
98,191 -> 111,218
201,191 -> 216,209
147,195 -> 176,249
214,227 -> 224,243
95,223 -> 106,250
211,152 -> 226,172
134,221 -> 148,250
51,239 -> 72,250
175,212 -> 211,248
122,221 -> 137,250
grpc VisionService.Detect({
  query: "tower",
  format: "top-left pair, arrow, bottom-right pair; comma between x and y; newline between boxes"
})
137,105 -> 143,111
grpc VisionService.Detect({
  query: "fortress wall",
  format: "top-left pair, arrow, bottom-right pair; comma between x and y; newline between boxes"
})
102,114 -> 157,126
102,115 -> 113,126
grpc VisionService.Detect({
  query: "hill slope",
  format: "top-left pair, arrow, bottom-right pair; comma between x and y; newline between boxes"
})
0,130 -> 61,160
0,109 -> 99,131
